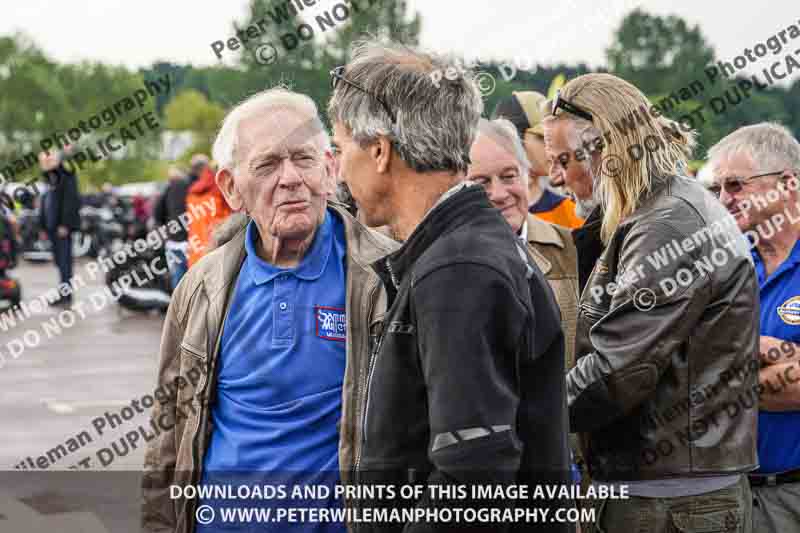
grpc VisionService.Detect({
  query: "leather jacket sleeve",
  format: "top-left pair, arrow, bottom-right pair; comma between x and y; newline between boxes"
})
407,262 -> 527,532
567,221 -> 713,432
141,293 -> 185,532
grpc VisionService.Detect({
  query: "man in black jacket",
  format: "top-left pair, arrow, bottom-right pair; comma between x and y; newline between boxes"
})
328,40 -> 571,532
38,151 -> 81,306
153,165 -> 192,290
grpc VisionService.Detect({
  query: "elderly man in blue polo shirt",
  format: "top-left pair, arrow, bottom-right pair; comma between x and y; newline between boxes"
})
142,87 -> 397,533
707,122 -> 800,532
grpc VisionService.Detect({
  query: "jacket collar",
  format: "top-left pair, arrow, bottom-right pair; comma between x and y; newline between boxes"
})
526,214 -> 565,248
380,184 -> 492,287
524,214 -> 566,276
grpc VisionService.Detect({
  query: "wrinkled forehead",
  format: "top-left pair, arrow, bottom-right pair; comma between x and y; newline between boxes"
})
470,133 -> 521,172
237,106 -> 326,161
542,119 -> 570,154
711,149 -> 757,182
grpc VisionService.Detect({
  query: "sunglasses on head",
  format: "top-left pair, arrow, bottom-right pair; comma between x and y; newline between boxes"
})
550,90 -> 593,122
330,66 -> 396,124
707,171 -> 784,197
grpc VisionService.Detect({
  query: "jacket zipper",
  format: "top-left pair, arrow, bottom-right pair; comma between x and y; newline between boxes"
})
353,322 -> 384,481
353,259 -> 395,482
362,259 -> 397,443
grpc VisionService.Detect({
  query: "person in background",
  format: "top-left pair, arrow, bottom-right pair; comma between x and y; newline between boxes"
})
185,160 -> 233,267
706,122 -> 800,532
468,117 -> 580,372
494,91 -> 583,229
153,165 -> 191,290
546,73 -> 758,533
38,150 -> 81,306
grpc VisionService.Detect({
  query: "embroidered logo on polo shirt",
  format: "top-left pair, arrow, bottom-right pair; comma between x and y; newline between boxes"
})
777,295 -> 800,325
315,306 -> 346,341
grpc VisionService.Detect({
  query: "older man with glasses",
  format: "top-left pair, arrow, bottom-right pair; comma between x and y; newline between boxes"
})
706,122 -> 800,533
328,40 -> 571,532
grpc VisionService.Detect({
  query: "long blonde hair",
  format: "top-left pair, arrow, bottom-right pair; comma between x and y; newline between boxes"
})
548,73 -> 696,242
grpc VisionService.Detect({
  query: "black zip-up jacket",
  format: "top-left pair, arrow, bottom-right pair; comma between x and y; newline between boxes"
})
39,164 -> 81,232
153,175 -> 196,242
357,186 -> 571,533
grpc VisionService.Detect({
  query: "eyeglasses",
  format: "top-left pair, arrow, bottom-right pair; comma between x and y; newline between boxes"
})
330,66 -> 396,124
550,90 -> 593,122
707,171 -> 784,197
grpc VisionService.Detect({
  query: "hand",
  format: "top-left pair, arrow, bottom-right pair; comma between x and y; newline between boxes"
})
57,225 -> 69,238
759,336 -> 798,366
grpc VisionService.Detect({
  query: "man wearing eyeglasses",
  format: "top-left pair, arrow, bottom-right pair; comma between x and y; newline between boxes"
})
543,73 -> 759,533
707,122 -> 800,533
329,40 -> 570,532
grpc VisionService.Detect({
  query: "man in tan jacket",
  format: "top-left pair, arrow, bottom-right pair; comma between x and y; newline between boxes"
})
468,118 -> 579,370
141,87 -> 396,533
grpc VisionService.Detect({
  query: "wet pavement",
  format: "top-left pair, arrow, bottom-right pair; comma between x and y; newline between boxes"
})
0,257 -> 165,531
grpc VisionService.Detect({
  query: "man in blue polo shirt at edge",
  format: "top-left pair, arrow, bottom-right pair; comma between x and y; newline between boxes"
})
141,87 -> 397,533
707,122 -> 800,532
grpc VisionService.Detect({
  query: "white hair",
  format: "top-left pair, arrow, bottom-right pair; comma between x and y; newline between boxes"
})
212,86 -> 330,172
707,122 -> 800,175
696,163 -> 715,187
476,118 -> 531,185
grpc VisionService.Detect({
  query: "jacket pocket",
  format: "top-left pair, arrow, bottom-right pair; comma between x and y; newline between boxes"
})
179,341 -> 208,398
669,507 -> 744,533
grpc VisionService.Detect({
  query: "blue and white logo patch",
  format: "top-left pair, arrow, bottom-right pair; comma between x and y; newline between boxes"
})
315,306 -> 346,341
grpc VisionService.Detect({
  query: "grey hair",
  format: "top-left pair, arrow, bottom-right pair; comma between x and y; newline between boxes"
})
213,86 -> 330,172
327,40 -> 483,174
476,118 -> 531,185
707,122 -> 800,174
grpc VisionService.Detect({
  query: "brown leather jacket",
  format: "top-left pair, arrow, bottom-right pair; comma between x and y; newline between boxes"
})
567,175 -> 759,481
141,204 -> 398,532
525,214 -> 579,371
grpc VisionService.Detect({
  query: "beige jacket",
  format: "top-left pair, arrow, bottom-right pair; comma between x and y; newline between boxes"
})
525,214 -> 580,370
141,204 -> 398,532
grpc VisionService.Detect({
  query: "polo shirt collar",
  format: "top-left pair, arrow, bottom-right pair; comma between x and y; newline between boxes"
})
244,211 -> 333,285
751,238 -> 800,286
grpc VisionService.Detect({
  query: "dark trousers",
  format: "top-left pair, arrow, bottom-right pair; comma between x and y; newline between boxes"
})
48,230 -> 73,287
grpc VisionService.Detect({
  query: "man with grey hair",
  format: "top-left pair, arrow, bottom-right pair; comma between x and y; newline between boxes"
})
142,86 -> 397,533
329,40 -> 570,532
468,117 -> 579,377
706,122 -> 800,533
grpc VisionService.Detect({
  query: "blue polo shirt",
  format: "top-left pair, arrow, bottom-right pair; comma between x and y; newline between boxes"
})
199,209 -> 347,532
753,239 -> 800,474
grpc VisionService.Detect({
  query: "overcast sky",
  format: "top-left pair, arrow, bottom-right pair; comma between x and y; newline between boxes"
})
2,0 -> 798,84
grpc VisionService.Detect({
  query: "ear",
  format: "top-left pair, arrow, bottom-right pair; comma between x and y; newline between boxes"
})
369,136 -> 393,174
322,150 -> 337,197
216,168 -> 244,211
